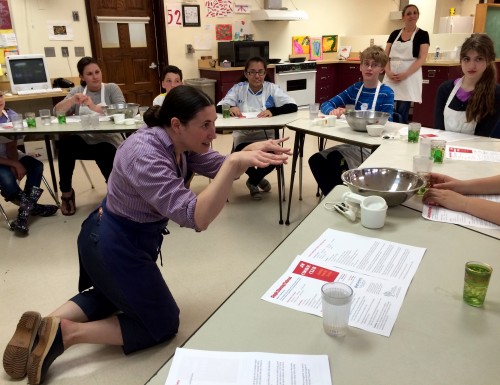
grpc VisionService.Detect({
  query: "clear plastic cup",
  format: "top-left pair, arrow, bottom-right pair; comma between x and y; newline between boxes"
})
321,282 -> 353,336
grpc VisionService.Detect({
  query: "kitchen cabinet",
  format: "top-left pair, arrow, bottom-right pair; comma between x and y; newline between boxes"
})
412,65 -> 462,128
199,68 -> 274,103
315,63 -> 336,104
334,63 -> 362,96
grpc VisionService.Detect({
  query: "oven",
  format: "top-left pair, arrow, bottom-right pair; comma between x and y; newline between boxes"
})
274,61 -> 317,107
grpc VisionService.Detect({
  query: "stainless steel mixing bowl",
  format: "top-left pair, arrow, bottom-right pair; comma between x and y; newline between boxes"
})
106,103 -> 139,119
341,167 -> 425,206
345,110 -> 390,132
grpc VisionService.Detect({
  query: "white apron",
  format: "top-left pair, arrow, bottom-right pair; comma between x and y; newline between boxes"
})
78,83 -> 123,148
335,82 -> 381,168
443,77 -> 477,134
233,83 -> 275,148
383,29 -> 423,103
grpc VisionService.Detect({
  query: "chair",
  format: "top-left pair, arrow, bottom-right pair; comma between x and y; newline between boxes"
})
79,160 -> 95,189
0,202 -> 13,230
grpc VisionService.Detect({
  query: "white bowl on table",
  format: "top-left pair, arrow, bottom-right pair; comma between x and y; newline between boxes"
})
366,124 -> 385,137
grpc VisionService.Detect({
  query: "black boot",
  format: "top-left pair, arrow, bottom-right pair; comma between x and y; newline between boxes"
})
29,187 -> 58,217
11,186 -> 53,235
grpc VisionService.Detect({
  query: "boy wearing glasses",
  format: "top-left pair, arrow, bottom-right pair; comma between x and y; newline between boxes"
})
153,65 -> 183,106
216,56 -> 297,200
309,46 -> 394,196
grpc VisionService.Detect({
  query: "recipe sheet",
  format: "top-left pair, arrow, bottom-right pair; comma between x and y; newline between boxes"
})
423,195 -> 500,229
262,229 -> 426,337
165,348 -> 332,385
446,146 -> 500,162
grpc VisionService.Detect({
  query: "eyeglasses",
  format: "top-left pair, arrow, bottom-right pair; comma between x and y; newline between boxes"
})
246,70 -> 266,76
361,61 -> 382,69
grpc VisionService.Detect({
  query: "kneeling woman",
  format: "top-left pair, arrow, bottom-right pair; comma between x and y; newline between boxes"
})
3,86 -> 291,385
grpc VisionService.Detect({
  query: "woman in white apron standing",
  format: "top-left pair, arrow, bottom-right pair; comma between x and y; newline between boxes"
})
383,4 -> 429,124
217,57 -> 297,200
54,57 -> 126,215
434,34 -> 500,138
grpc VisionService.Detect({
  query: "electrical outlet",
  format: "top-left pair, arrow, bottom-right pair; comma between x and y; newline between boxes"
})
61,47 -> 69,57
72,11 -> 80,22
370,39 -> 374,47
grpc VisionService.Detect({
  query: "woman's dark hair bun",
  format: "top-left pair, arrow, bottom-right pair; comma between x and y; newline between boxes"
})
143,105 -> 161,127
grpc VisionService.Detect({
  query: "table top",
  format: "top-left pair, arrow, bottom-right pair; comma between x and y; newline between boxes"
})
215,110 -> 307,130
147,184 -> 500,385
360,132 -> 500,239
286,118 -> 402,149
0,116 -> 141,135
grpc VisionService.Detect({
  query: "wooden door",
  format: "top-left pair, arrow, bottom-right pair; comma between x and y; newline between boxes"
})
85,0 -> 168,106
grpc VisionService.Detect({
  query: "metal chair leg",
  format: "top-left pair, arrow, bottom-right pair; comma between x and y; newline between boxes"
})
80,160 -> 95,189
0,203 -> 13,230
41,175 -> 60,205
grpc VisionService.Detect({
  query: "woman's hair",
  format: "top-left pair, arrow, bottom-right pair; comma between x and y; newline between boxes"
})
77,56 -> 99,87
460,34 -> 497,122
143,85 -> 214,128
360,46 -> 389,68
402,4 -> 419,17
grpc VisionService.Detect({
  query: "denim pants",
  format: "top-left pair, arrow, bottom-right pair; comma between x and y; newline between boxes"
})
72,200 -> 179,354
0,155 -> 43,201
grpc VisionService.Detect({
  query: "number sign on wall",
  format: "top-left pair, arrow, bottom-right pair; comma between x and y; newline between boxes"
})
166,3 -> 182,28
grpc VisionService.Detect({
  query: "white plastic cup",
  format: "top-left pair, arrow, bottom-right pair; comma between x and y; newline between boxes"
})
39,109 -> 51,126
419,137 -> 432,157
11,113 -> 23,130
90,114 -> 100,129
321,282 -> 353,337
113,113 -> 125,124
360,196 -> 388,229
327,116 -> 337,126
80,114 -> 91,129
309,103 -> 320,120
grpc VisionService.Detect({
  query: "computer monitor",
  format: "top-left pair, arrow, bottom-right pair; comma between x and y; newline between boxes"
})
5,54 -> 52,94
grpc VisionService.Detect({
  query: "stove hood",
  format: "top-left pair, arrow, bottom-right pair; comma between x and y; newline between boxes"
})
250,9 -> 308,21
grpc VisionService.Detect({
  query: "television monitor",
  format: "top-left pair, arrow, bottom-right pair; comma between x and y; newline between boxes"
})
5,54 -> 52,94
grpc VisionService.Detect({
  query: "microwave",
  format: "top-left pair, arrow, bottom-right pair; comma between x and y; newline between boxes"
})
218,41 -> 270,67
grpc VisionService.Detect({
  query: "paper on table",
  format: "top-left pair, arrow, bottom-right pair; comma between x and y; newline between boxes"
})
262,229 -> 426,337
423,195 -> 500,229
446,146 -> 500,162
165,348 -> 332,385
241,111 -> 260,119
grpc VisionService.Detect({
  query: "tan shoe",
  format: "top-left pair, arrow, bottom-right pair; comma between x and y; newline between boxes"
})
3,311 -> 41,379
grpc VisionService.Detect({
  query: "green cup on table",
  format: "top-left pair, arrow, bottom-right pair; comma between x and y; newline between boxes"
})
408,122 -> 421,143
222,104 -> 230,119
56,110 -> 66,124
25,112 -> 36,128
463,261 -> 493,307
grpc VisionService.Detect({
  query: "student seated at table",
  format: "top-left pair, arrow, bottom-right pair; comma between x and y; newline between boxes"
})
423,173 -> 500,225
153,65 -> 183,106
216,56 -> 297,200
0,94 -> 58,235
309,46 -> 394,196
53,56 -> 126,216
434,34 -> 500,138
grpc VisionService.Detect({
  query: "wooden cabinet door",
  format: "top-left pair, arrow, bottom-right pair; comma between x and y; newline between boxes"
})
315,64 -> 336,104
334,63 -> 362,96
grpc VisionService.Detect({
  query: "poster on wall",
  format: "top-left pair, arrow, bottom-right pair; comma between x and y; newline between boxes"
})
215,24 -> 232,40
206,0 -> 233,18
166,3 -> 183,28
234,3 -> 251,14
47,21 -> 74,41
310,37 -> 323,60
322,35 -> 338,53
0,0 -> 12,29
292,36 -> 310,55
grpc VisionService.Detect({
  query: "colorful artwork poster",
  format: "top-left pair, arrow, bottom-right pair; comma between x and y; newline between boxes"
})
206,0 -> 233,18
216,24 -> 232,41
292,36 -> 310,55
322,35 -> 338,53
310,37 -> 323,60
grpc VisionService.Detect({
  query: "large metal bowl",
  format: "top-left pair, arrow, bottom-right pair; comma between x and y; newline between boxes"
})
106,103 -> 139,119
341,167 -> 425,206
345,110 -> 390,132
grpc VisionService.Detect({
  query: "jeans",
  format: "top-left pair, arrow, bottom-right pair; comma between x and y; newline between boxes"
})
57,135 -> 117,193
395,100 -> 411,124
0,155 -> 43,201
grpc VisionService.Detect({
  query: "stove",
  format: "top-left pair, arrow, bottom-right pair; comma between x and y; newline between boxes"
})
274,61 -> 317,106
274,61 -> 317,74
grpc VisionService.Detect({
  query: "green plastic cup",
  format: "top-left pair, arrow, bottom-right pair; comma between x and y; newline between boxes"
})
463,261 -> 493,307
